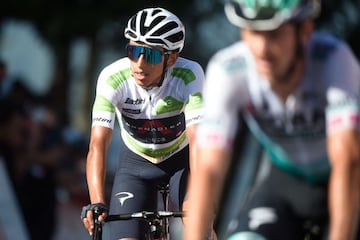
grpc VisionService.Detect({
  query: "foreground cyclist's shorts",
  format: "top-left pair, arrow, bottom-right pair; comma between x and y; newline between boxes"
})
225,163 -> 328,240
108,137 -> 189,239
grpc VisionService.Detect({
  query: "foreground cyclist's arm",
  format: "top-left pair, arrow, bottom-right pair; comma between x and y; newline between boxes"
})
328,128 -> 360,240
186,144 -> 232,240
182,123 -> 199,226
185,46 -> 243,239
83,126 -> 112,235
186,124 -> 198,172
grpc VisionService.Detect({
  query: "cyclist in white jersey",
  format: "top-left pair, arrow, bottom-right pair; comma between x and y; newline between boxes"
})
186,0 -> 360,240
80,7 -> 204,240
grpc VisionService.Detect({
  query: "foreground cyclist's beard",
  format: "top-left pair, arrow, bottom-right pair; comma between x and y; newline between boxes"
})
277,27 -> 305,85
277,53 -> 301,85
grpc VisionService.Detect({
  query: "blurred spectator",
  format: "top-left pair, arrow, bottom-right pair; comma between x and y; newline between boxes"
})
0,98 -> 28,186
0,59 -> 90,240
0,81 -> 63,240
19,102 -> 65,240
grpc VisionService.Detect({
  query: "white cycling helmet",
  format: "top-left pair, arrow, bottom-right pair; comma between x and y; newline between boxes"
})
225,0 -> 321,31
124,8 -> 185,52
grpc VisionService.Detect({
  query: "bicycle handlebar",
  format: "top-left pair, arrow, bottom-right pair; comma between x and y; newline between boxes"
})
91,210 -> 184,240
105,210 -> 185,222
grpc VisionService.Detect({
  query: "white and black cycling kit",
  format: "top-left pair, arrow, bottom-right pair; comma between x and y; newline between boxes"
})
197,31 -> 360,239
91,56 -> 204,239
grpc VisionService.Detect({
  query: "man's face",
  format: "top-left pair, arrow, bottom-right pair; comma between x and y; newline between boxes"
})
128,41 -> 166,89
241,22 -> 299,84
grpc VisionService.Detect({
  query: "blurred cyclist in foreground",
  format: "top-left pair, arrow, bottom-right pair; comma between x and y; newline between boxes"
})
81,7 -> 205,240
186,0 -> 360,239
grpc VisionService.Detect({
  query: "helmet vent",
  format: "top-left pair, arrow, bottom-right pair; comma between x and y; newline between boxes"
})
166,31 -> 184,44
152,8 -> 162,15
257,7 -> 278,20
130,17 -> 137,31
146,38 -> 164,45
149,16 -> 167,32
139,12 -> 148,35
152,21 -> 178,36
142,16 -> 167,36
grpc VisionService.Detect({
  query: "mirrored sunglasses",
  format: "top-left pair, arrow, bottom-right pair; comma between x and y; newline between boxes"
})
125,44 -> 166,64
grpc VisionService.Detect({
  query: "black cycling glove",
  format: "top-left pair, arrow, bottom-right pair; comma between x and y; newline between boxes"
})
81,203 -> 108,220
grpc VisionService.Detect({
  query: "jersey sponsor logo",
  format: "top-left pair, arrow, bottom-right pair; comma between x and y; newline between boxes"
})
93,117 -> 112,124
328,116 -> 343,128
328,114 -> 360,130
115,192 -> 134,206
122,108 -> 141,114
136,120 -> 173,135
122,98 -> 145,115
327,100 -> 360,131
186,114 -> 202,124
155,96 -> 183,114
125,97 -> 145,105
246,91 -> 326,138
252,112 -> 325,138
185,92 -> 203,111
121,113 -> 186,144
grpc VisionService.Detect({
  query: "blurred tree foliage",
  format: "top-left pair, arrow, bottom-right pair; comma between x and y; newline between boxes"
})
316,0 -> 360,58
0,0 -> 359,128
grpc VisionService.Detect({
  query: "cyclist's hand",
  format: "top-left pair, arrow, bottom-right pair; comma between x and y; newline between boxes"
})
81,205 -> 94,235
81,203 -> 108,236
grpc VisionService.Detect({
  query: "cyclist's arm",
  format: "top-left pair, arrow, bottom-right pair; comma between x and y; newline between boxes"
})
186,145 -> 232,240
327,128 -> 360,240
83,126 -> 112,235
186,108 -> 237,239
325,40 -> 360,240
86,126 -> 112,204
185,50 -> 245,239
86,67 -> 118,204
186,124 -> 198,173
183,61 -> 205,171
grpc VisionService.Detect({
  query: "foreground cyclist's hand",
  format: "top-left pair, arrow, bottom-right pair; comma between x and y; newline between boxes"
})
81,203 -> 108,236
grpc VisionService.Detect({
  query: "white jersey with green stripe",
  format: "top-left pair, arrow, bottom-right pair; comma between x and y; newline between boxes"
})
198,31 -> 360,182
92,57 -> 204,164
